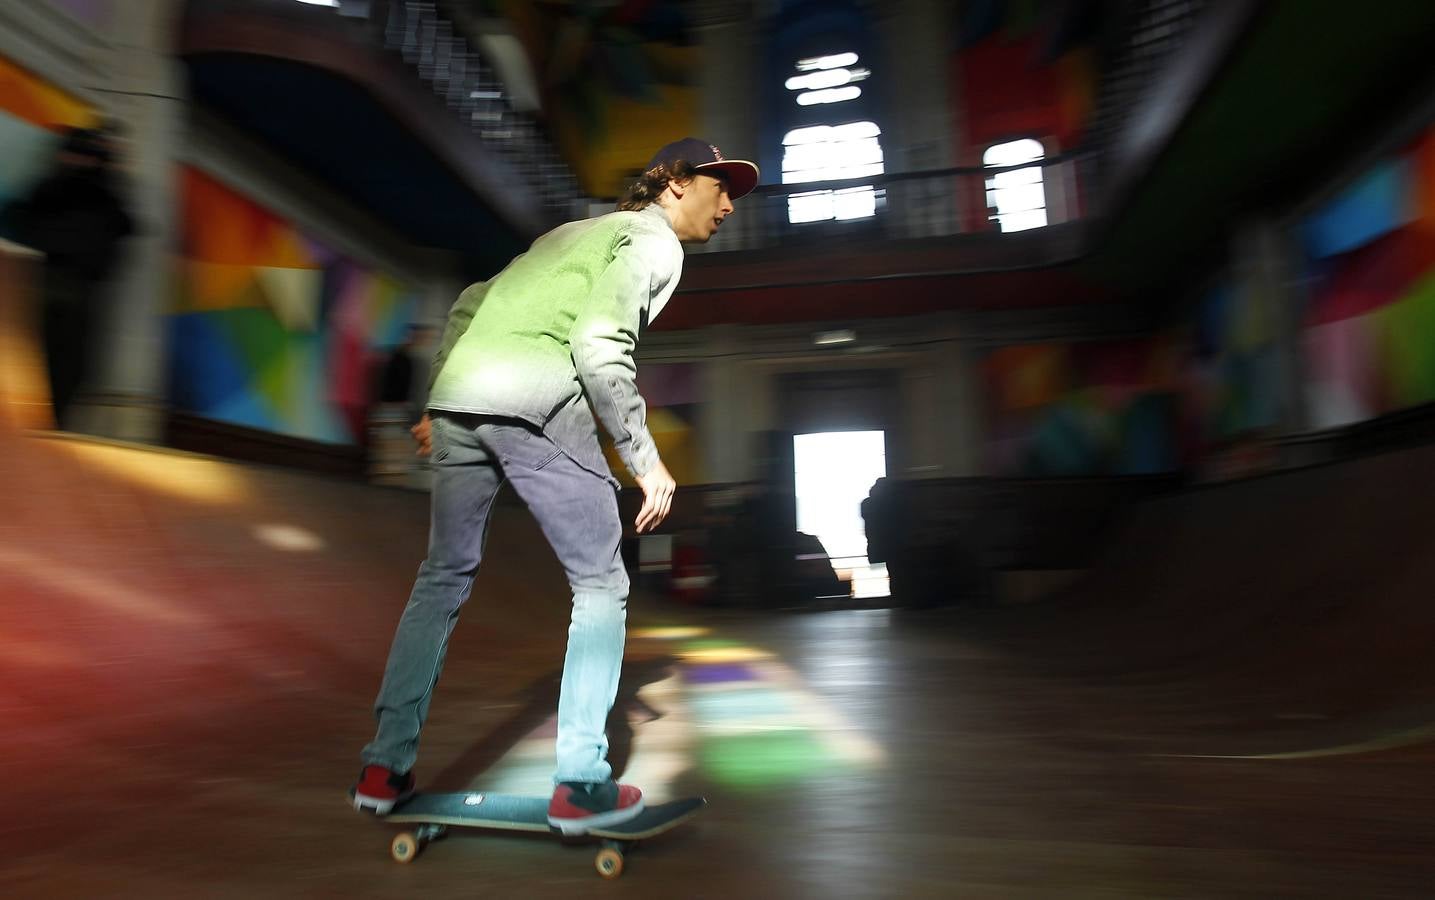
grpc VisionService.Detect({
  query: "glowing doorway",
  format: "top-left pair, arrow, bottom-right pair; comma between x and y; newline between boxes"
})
792,431 -> 890,599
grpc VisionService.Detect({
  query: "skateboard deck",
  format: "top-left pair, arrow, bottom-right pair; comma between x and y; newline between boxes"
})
383,792 -> 706,879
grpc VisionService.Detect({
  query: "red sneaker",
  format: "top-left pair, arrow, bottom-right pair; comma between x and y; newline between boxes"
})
547,780 -> 644,834
349,764 -> 415,815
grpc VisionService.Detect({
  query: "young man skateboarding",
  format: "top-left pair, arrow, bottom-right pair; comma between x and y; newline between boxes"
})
352,139 -> 758,833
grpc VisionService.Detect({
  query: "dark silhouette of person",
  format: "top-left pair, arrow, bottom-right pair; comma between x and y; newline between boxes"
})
375,324 -> 432,416
861,476 -> 896,567
4,125 -> 134,429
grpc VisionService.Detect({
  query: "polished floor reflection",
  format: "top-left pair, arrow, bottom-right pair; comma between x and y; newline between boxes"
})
3,428 -> 1432,897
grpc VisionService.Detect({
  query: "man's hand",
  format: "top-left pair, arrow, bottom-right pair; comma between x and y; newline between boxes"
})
411,413 -> 433,457
634,459 -> 676,533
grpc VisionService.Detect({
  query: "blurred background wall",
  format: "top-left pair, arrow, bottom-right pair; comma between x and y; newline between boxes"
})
2,0 -> 1434,600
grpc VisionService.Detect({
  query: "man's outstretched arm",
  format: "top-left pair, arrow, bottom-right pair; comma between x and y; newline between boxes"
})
571,227 -> 680,530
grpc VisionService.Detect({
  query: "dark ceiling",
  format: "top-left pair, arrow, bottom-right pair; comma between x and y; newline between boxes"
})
1082,0 -> 1435,296
183,52 -> 527,275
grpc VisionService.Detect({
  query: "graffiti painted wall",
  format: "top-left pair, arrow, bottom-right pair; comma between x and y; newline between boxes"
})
494,1 -> 698,197
952,0 -> 1096,156
950,0 -> 1097,232
1187,274 -> 1284,446
1300,128 -> 1435,428
981,267 -> 1295,478
982,337 -> 1186,476
169,166 -> 417,445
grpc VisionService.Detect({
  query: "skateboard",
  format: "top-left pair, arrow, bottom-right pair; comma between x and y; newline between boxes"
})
383,792 -> 706,879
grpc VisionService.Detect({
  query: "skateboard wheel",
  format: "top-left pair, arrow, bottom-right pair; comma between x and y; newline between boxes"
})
390,832 -> 421,864
594,847 -> 624,879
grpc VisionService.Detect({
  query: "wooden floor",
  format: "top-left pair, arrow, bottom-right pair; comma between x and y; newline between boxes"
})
2,426 -> 1432,898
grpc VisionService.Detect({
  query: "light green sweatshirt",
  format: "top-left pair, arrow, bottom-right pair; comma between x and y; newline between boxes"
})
427,204 -> 684,478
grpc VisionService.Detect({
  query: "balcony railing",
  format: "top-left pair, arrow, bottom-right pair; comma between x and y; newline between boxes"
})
673,152 -> 1091,255
373,0 -> 581,217
186,0 -> 582,223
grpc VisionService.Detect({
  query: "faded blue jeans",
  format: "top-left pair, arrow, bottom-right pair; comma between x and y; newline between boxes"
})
362,412 -> 629,785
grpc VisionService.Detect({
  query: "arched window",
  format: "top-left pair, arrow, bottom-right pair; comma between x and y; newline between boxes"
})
781,51 -> 885,224
983,138 -> 1047,232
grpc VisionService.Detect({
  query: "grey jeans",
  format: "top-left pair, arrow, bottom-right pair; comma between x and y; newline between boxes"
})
361,413 -> 630,784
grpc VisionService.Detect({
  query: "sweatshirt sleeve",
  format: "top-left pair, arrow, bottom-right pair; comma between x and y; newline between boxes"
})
569,222 -> 679,479
428,279 -> 489,394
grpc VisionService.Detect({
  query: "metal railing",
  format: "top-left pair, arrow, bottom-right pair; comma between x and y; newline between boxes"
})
1079,0 -> 1208,202
194,0 -> 582,222
192,0 -> 1219,239
682,153 -> 1092,255
373,0 -> 581,219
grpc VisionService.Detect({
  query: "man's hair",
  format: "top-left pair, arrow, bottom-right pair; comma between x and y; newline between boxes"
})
616,159 -> 698,211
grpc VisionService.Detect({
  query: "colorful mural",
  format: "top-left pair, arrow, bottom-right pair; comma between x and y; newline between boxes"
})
1300,128 -> 1435,428
953,0 -> 1097,153
0,55 -> 99,216
484,0 -> 699,197
1187,275 -> 1283,446
950,0 -> 1098,232
169,166 -> 417,445
982,337 -> 1185,476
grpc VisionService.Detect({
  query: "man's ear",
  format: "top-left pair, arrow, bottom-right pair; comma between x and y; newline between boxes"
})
667,176 -> 692,199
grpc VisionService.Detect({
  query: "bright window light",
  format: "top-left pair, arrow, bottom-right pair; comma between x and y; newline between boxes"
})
996,209 -> 1047,232
832,186 -> 877,219
782,53 -> 883,223
786,69 -> 847,91
785,67 -> 870,92
781,136 -> 883,182
788,190 -> 837,224
983,137 -> 1043,168
796,52 -> 859,71
793,431 -> 890,599
983,138 -> 1048,232
785,122 -> 881,145
782,134 -> 883,183
293,0 -> 339,6
797,86 -> 862,106
786,186 -> 882,222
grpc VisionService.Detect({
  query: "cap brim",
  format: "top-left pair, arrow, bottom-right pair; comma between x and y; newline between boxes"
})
695,160 -> 760,200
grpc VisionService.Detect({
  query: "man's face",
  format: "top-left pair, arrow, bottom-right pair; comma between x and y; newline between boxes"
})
671,173 -> 735,243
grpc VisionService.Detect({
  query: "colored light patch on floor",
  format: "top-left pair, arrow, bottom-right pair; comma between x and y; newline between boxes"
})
699,730 -> 846,789
690,686 -> 800,729
471,737 -> 556,795
437,639 -> 883,799
630,626 -> 711,641
456,673 -> 697,800
681,638 -> 744,651
683,661 -> 758,685
678,644 -> 773,664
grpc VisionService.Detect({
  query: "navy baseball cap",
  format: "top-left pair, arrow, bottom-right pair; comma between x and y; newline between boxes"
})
645,137 -> 760,199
